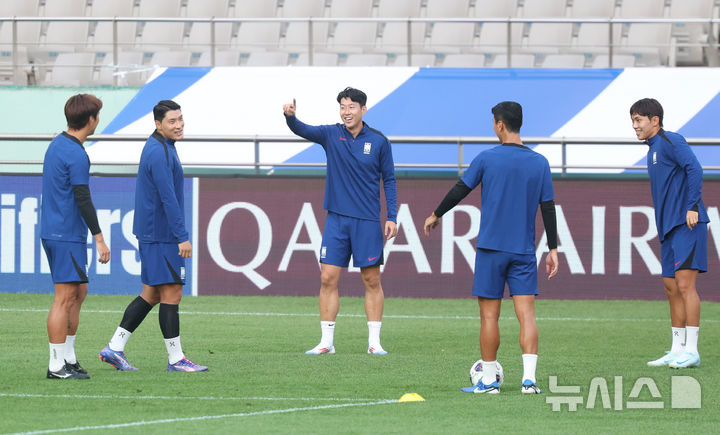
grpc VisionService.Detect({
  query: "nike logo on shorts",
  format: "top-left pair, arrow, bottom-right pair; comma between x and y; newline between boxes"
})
368,256 -> 378,261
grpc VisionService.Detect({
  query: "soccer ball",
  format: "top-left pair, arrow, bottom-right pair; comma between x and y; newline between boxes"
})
469,360 -> 504,387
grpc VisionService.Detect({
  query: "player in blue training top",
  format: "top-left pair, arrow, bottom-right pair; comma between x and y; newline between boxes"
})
41,94 -> 110,379
99,100 -> 207,372
283,87 -> 398,355
631,98 -> 709,369
424,101 -> 559,395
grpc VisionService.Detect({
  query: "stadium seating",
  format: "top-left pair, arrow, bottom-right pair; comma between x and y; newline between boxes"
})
0,0 -> 717,84
486,53 -> 537,68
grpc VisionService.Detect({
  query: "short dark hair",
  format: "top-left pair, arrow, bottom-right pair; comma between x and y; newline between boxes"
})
336,87 -> 367,107
153,100 -> 181,122
629,98 -> 663,127
491,101 -> 523,133
64,94 -> 102,130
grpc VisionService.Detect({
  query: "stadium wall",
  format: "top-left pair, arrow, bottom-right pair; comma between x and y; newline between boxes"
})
1,175 -> 718,301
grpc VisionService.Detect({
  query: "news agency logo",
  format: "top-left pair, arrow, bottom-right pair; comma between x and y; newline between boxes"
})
546,376 -> 701,411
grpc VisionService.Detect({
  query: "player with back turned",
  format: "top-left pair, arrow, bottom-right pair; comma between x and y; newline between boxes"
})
283,87 -> 398,355
424,101 -> 559,394
630,98 -> 708,369
41,94 -> 110,379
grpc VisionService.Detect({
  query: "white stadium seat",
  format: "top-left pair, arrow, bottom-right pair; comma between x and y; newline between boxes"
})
280,0 -> 326,17
42,21 -> 90,52
196,49 -> 241,66
88,21 -> 137,52
524,23 -> 573,54
425,0 -> 470,17
281,21 -> 330,52
572,22 -> 622,54
42,0 -> 87,17
233,0 -> 276,18
376,21 -> 425,54
592,54 -> 636,68
376,0 -> 423,18
186,21 -> 234,51
88,0 -> 135,17
245,51 -> 288,66
137,0 -> 183,17
185,0 -> 230,18
541,53 -> 587,67
618,0 -> 666,18
475,22 -> 524,54
45,52 -> 95,86
0,0 -> 40,16
440,53 -> 486,67
329,0 -> 374,17
137,22 -> 186,51
393,53 -> 436,67
669,0 -> 714,65
328,22 -> 379,53
96,50 -> 146,86
427,22 -> 476,53
473,0 -> 517,18
570,0 -> 615,17
294,52 -> 338,66
486,53 -> 536,68
149,50 -> 192,67
234,21 -> 282,51
520,0 -> 568,18
343,53 -> 388,66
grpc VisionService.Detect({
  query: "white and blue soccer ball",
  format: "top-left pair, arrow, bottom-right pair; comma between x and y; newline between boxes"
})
469,360 -> 504,386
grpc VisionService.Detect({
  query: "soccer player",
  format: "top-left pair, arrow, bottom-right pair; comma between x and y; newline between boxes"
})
424,101 -> 559,394
283,87 -> 398,355
99,100 -> 207,372
41,94 -> 110,379
630,98 -> 708,369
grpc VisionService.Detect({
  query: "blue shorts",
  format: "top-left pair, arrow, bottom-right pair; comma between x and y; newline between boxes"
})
661,223 -> 708,277
139,242 -> 186,286
42,239 -> 88,284
320,212 -> 384,268
473,248 -> 538,299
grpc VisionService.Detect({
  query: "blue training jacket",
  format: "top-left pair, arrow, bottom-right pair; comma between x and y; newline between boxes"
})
133,130 -> 189,243
285,115 -> 398,222
646,129 -> 709,242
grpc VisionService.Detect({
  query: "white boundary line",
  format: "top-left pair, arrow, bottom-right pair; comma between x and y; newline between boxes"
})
1,307 -> 717,323
0,393 -> 382,402
9,399 -> 398,435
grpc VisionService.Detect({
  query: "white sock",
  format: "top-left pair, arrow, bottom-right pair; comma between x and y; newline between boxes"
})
685,326 -> 699,354
367,321 -> 382,348
670,327 -> 685,355
522,354 -> 538,383
481,360 -> 498,385
49,342 -> 65,372
108,327 -> 132,352
164,336 -> 184,365
320,321 -> 335,347
64,334 -> 77,364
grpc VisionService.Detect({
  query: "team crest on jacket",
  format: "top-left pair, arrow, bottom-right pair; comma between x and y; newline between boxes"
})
364,142 -> 372,154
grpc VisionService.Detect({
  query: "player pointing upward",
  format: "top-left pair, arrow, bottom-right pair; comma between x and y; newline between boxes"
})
283,87 -> 398,355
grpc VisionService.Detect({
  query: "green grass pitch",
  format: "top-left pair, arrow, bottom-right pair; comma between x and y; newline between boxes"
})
1,293 -> 718,434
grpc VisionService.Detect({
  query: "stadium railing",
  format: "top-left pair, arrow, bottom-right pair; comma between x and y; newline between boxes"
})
1,16 -> 720,85
1,134 -> 718,177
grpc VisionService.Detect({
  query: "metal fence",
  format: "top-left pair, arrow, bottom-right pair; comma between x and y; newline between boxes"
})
1,134 -> 719,177
1,16 -> 720,85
